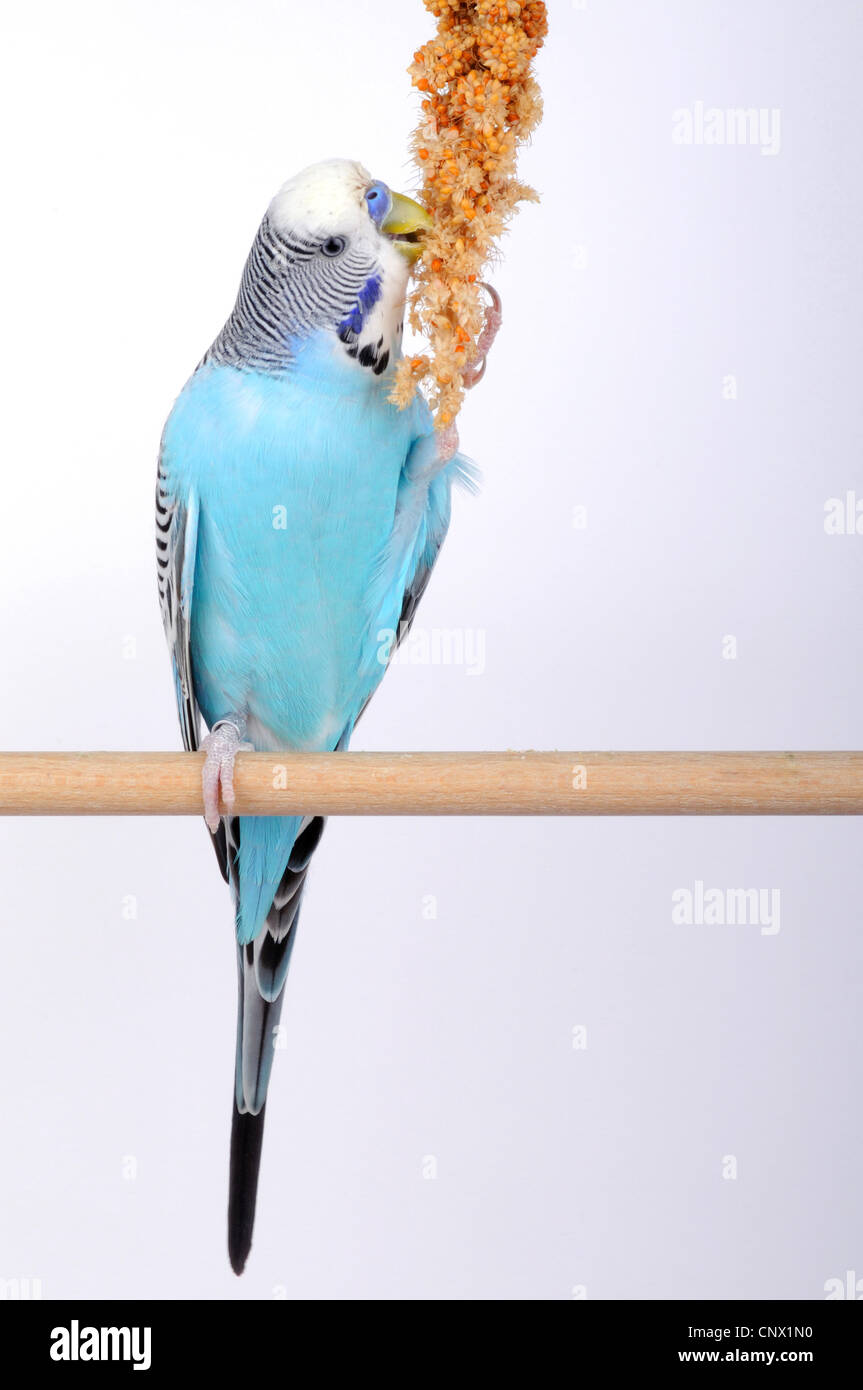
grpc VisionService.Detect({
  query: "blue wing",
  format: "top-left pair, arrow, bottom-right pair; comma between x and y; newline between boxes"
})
156,460 -> 200,754
156,452 -> 233,879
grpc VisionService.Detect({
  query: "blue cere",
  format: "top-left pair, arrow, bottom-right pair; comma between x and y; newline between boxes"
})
364,181 -> 391,226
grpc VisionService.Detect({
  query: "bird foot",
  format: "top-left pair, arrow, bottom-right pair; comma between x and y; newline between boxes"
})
202,721 -> 253,831
462,282 -> 502,389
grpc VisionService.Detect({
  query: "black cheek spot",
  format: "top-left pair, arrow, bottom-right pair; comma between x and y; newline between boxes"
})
358,344 -> 377,367
346,344 -> 359,359
373,351 -> 390,376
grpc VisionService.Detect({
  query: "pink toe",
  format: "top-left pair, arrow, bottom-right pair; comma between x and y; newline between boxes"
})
437,422 -> 460,462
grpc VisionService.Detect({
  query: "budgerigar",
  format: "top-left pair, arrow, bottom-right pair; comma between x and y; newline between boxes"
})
156,160 -> 501,1273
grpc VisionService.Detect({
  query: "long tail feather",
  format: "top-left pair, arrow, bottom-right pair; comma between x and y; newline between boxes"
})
228,1104 -> 267,1275
227,941 -> 286,1273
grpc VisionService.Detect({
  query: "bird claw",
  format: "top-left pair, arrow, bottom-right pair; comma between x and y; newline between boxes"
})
437,421 -> 460,463
462,282 -> 502,390
201,721 -> 252,832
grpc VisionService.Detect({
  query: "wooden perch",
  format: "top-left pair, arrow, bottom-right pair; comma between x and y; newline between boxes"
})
0,752 -> 861,817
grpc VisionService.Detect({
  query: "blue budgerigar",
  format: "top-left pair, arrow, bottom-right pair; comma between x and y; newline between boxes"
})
156,160 -> 500,1273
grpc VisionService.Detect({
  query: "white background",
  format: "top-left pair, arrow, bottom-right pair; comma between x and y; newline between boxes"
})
0,0 -> 861,1299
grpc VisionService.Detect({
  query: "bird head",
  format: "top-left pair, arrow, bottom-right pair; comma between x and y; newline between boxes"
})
236,159 -> 432,377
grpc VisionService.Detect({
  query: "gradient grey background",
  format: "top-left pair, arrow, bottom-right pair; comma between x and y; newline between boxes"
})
1,0 -> 861,1300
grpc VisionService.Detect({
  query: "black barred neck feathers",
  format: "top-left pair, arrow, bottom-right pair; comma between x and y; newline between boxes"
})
203,216 -> 399,376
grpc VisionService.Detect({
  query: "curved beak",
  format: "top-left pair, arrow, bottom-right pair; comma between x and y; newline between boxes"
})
381,191 -> 433,263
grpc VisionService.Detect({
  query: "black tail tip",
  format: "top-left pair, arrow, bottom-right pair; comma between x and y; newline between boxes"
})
228,1102 -> 267,1276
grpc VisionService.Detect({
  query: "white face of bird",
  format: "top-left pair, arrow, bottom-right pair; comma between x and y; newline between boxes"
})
269,159 -> 431,270
265,159 -> 432,374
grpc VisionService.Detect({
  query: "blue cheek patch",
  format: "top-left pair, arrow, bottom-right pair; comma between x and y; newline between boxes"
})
339,272 -> 382,338
358,273 -> 383,315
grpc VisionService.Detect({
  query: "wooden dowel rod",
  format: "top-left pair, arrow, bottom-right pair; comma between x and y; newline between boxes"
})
0,752 -> 861,816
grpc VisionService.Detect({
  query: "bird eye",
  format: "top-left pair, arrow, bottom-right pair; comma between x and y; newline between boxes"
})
321,236 -> 346,257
